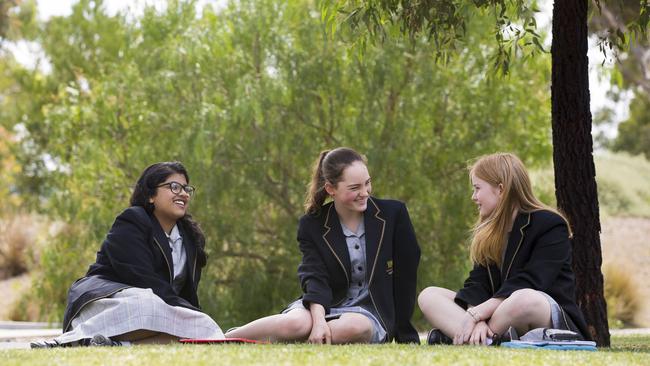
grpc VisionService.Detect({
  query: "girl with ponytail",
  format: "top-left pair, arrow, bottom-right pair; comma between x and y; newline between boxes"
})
32,162 -> 223,348
226,147 -> 421,344
418,153 -> 589,345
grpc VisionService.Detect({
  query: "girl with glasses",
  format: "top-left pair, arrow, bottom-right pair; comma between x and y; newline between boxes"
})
31,162 -> 223,347
225,147 -> 421,344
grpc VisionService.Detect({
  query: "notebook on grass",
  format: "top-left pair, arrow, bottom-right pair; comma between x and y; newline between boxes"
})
501,340 -> 597,351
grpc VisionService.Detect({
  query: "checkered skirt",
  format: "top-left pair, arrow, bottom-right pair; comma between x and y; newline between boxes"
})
55,287 -> 224,344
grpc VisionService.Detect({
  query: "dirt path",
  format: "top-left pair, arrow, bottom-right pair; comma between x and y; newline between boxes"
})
601,217 -> 650,327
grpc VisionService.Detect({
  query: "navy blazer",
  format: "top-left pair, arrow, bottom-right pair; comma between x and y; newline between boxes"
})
297,197 -> 421,343
455,210 -> 589,338
62,206 -> 204,332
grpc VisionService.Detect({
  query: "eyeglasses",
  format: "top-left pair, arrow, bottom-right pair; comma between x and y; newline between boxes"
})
156,181 -> 196,197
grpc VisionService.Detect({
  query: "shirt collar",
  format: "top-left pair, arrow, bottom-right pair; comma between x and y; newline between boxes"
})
166,224 -> 182,243
341,220 -> 365,238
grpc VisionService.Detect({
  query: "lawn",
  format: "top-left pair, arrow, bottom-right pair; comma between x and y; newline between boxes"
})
3,335 -> 649,366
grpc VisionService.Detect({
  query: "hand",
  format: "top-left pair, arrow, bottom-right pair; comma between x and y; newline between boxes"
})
308,319 -> 331,344
468,321 -> 494,346
453,312 -> 477,345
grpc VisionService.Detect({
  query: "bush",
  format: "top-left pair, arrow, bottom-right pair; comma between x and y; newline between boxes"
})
0,214 -> 41,279
28,222 -> 96,322
603,262 -> 641,328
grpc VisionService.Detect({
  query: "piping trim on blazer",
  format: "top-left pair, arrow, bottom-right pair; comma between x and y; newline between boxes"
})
192,255 -> 197,288
63,285 -> 131,332
487,266 -> 495,294
367,197 -> 386,285
366,197 -> 389,332
153,237 -> 174,285
322,204 -> 350,285
504,213 -> 532,280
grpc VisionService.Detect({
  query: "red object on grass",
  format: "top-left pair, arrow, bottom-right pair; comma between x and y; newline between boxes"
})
179,338 -> 268,344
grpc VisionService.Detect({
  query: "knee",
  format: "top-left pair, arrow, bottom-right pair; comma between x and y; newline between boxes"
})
277,313 -> 312,339
339,318 -> 373,343
502,289 -> 546,319
418,286 -> 446,308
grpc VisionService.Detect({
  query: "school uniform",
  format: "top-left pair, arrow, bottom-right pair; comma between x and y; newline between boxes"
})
454,210 -> 590,339
293,197 -> 421,343
56,206 -> 223,343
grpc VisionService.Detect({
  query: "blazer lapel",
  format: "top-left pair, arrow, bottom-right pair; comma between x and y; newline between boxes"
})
178,225 -> 198,285
151,215 -> 174,283
322,204 -> 352,283
502,212 -> 532,279
364,197 -> 386,284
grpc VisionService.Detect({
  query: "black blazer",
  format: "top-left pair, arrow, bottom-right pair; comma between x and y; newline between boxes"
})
297,197 -> 421,343
455,210 -> 589,338
62,206 -> 204,332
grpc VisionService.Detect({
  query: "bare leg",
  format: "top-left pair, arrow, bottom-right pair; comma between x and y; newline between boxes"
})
225,308 -> 312,342
418,286 -> 466,338
327,313 -> 374,344
488,289 -> 552,335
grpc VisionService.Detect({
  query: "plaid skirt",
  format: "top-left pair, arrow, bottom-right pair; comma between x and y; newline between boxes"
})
282,299 -> 387,343
55,287 -> 223,344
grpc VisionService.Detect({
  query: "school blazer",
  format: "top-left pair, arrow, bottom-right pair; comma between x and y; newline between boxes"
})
297,197 -> 421,343
61,206 -> 204,332
455,210 -> 590,338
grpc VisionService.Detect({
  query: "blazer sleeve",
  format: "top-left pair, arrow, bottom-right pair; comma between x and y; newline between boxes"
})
102,208 -> 196,310
493,218 -> 570,299
296,217 -> 333,311
392,203 -> 421,343
455,264 -> 494,308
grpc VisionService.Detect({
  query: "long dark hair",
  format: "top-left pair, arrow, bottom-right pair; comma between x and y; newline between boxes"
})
304,147 -> 366,215
130,162 -> 207,267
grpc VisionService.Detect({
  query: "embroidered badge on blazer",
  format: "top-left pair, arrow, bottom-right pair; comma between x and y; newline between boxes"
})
386,260 -> 393,275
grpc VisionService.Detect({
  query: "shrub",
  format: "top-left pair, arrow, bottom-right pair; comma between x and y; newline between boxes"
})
603,262 -> 641,328
0,214 -> 40,279
29,222 -> 96,322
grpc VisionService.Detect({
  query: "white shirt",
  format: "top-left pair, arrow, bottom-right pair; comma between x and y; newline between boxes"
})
166,224 -> 187,294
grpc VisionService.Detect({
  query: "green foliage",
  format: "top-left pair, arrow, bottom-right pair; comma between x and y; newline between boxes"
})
531,152 -> 650,219
595,152 -> 650,218
613,94 -> 650,160
322,0 -> 548,75
1,0 -> 554,327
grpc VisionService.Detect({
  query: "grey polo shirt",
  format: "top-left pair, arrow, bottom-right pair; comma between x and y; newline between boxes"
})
340,221 -> 370,307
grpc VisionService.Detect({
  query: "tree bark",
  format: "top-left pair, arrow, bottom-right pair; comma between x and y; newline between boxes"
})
551,0 -> 610,346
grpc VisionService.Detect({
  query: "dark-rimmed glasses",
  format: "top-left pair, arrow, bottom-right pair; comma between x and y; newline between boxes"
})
156,181 -> 196,196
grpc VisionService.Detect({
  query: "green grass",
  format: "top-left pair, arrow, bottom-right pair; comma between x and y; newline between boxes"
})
3,335 -> 649,366
530,151 -> 650,219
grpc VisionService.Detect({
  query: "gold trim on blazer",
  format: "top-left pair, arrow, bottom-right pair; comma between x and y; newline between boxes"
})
366,197 -> 389,332
504,213 -> 532,280
153,237 -> 174,285
322,204 -> 350,285
366,197 -> 386,285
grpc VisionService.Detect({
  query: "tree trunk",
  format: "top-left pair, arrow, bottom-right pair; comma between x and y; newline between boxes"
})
551,0 -> 610,346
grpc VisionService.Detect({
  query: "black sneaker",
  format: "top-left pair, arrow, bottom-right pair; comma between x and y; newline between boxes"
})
426,329 -> 453,345
30,339 -> 65,349
90,334 -> 123,347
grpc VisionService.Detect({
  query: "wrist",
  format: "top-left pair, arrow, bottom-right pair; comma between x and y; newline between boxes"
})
466,307 -> 482,322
